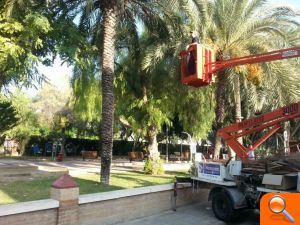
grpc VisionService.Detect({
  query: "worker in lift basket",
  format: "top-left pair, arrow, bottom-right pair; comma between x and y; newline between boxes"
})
187,31 -> 200,75
190,31 -> 200,44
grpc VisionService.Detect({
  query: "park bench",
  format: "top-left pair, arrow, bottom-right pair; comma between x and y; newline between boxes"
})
169,151 -> 190,161
128,151 -> 145,162
169,152 -> 182,161
82,151 -> 98,160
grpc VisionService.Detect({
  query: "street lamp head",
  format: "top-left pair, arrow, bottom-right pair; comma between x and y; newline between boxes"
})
181,132 -> 192,142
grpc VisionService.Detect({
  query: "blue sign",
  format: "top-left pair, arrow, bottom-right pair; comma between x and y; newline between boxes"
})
199,163 -> 220,176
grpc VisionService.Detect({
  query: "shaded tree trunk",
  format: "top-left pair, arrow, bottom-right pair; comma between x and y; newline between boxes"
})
234,75 -> 242,124
230,74 -> 242,158
142,84 -> 159,159
100,1 -> 119,185
147,125 -> 159,159
284,122 -> 291,155
140,78 -> 159,158
214,71 -> 226,160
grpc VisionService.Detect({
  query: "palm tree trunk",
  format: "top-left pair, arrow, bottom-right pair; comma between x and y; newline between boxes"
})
100,1 -> 119,185
231,74 -> 242,158
213,71 -> 226,160
234,75 -> 242,124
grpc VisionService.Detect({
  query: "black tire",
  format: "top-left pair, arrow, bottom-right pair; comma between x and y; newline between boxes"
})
212,191 -> 236,222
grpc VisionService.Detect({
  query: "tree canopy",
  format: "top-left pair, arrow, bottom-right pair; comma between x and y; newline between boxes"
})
0,1 -> 52,89
0,96 -> 18,135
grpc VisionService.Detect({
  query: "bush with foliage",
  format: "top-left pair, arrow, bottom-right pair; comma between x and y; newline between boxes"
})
144,157 -> 164,175
189,161 -> 198,177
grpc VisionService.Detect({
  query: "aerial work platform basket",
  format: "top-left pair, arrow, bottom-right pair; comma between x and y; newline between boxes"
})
179,44 -> 215,87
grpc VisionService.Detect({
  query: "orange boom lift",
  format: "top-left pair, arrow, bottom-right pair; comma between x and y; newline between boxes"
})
179,45 -> 300,159
180,45 -> 300,87
177,45 -> 300,223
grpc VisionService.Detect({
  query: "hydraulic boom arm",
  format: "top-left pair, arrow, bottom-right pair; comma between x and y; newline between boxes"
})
218,102 -> 300,160
212,47 -> 300,74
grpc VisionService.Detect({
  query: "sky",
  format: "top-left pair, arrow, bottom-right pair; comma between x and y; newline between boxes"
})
22,58 -> 72,97
38,58 -> 72,91
23,0 -> 300,97
269,0 -> 299,11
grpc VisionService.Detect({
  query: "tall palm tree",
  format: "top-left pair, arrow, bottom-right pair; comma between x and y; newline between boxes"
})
97,1 -> 119,185
50,0 -> 206,184
193,0 -> 300,158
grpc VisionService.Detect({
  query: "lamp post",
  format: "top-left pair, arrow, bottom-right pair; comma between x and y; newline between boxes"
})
181,132 -> 192,142
180,137 -> 183,158
166,125 -> 169,163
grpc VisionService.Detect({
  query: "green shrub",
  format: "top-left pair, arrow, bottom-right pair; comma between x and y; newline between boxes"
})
188,162 -> 198,176
144,157 -> 164,175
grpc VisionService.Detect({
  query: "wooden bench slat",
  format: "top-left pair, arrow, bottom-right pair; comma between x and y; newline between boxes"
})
82,151 -> 98,160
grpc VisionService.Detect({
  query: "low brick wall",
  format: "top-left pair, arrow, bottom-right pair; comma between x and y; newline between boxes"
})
0,183 -> 209,225
0,199 -> 59,225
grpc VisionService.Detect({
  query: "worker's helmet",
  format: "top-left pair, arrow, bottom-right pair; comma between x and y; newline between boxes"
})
190,31 -> 199,38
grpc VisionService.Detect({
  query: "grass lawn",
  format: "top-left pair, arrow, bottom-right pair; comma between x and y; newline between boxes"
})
0,171 -> 188,205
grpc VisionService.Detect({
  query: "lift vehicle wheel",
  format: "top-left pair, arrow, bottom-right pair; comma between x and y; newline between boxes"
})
212,191 -> 236,222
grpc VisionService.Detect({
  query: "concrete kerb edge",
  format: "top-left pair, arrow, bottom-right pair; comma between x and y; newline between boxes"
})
0,199 -> 59,217
79,183 -> 191,204
0,183 -> 192,217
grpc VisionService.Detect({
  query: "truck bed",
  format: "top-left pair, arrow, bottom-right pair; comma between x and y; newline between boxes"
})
191,176 -> 237,186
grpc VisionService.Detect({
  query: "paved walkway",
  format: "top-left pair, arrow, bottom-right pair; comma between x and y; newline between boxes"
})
0,158 -> 191,175
116,202 -> 260,225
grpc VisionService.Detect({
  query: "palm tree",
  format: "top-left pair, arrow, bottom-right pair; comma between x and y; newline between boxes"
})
49,0 -> 168,184
96,1 -> 119,185
50,0 -> 207,184
191,0 -> 300,159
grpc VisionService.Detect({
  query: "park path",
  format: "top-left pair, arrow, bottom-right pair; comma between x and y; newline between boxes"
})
0,158 -> 191,175
115,202 -> 260,225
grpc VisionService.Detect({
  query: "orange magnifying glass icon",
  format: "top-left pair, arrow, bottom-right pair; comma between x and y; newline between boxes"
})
269,195 -> 295,223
